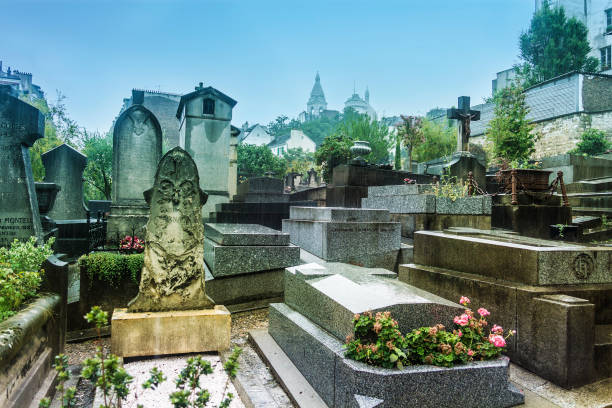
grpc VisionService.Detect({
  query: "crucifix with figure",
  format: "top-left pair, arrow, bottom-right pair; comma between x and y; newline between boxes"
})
447,96 -> 481,152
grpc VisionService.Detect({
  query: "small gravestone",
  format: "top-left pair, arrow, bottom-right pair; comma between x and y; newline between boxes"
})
42,143 -> 87,220
112,147 -> 229,358
107,96 -> 162,242
0,91 -> 45,246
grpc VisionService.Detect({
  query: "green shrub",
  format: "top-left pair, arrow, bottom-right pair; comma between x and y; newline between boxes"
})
0,237 -> 54,322
78,252 -> 143,288
571,128 -> 611,156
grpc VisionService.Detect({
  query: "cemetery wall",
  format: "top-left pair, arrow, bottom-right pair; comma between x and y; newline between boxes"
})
471,110 -> 612,158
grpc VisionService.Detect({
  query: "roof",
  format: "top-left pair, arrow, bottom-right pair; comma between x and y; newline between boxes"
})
176,85 -> 237,118
268,132 -> 291,148
307,73 -> 327,106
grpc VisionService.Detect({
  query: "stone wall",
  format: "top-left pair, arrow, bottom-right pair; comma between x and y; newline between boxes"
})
471,110 -> 612,159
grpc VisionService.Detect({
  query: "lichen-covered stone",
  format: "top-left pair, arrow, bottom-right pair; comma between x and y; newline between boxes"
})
128,147 -> 213,312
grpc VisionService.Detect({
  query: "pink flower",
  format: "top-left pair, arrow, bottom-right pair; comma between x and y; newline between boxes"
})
459,296 -> 470,306
373,322 -> 382,333
467,349 -> 474,356
489,334 -> 506,348
457,330 -> 463,337
453,314 -> 469,326
491,324 -> 503,334
478,308 -> 490,317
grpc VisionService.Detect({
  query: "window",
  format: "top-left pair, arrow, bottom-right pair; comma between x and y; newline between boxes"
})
607,9 -> 612,29
203,98 -> 215,115
601,46 -> 611,70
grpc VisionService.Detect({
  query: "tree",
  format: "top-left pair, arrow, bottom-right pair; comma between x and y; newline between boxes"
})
314,133 -> 353,182
485,81 -> 537,163
82,131 -> 113,201
412,119 -> 456,163
571,128 -> 611,156
394,133 -> 402,170
397,115 -> 424,169
518,0 -> 599,86
283,148 -> 315,175
237,144 -> 287,178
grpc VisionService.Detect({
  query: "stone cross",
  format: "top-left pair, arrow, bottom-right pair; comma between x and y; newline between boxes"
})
128,147 -> 213,312
0,92 -> 45,246
447,96 -> 480,152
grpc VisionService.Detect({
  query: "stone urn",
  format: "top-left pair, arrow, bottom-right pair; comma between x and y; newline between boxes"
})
350,140 -> 372,166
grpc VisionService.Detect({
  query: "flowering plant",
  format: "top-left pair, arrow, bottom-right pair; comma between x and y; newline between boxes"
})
344,296 -> 515,369
403,178 -> 416,185
119,235 -> 144,253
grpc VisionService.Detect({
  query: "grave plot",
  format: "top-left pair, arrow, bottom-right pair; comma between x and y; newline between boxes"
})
252,262 -> 523,408
400,227 -> 612,388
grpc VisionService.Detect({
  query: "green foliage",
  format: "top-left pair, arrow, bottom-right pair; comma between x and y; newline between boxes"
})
314,133 -> 353,182
486,81 -> 537,163
78,252 -> 144,288
237,143 -> 287,178
413,119 -> 457,163
344,297 -> 515,370
299,113 -> 341,146
282,147 -> 315,176
0,237 -> 54,322
43,306 -> 242,407
571,128 -> 611,156
394,133 -> 402,170
398,115 -> 424,169
82,131 -> 113,201
518,0 -> 599,86
431,174 -> 468,202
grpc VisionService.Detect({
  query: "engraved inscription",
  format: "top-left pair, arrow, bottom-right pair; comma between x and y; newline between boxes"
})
573,253 -> 594,280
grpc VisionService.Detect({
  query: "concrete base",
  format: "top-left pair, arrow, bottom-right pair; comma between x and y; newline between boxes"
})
111,306 -> 231,357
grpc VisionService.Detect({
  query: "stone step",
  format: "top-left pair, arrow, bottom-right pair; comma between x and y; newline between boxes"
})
572,207 -> 612,218
594,324 -> 612,380
567,193 -> 612,208
572,215 -> 601,229
565,177 -> 612,193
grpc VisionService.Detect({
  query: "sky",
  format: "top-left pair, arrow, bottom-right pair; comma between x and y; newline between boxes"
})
1,0 -> 535,133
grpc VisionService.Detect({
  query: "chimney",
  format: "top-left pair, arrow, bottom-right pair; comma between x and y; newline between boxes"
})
132,89 -> 145,105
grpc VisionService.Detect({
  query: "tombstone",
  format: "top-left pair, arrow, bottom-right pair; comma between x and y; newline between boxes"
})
204,223 -> 300,307
107,95 -> 162,242
402,228 -> 612,388
447,96 -> 481,152
177,83 -> 237,220
307,168 -> 318,187
251,262 -> 523,407
112,147 -> 230,357
0,91 -> 45,246
42,144 -> 87,220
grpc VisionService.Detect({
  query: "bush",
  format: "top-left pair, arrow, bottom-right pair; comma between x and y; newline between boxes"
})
571,128 -> 611,156
0,237 -> 54,322
344,296 -> 515,369
78,252 -> 143,288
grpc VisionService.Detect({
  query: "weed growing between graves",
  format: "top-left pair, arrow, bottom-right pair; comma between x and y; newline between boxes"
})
0,237 -> 54,322
39,306 -> 242,408
344,296 -> 515,369
78,252 -> 144,288
431,174 -> 468,202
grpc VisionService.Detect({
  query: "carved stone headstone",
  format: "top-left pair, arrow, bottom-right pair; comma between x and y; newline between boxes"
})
0,92 -> 45,247
128,147 -> 213,312
107,103 -> 162,241
42,144 -> 87,220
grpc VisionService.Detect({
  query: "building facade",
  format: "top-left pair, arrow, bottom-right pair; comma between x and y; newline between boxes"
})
0,61 -> 44,99
344,87 -> 377,120
268,129 -> 316,156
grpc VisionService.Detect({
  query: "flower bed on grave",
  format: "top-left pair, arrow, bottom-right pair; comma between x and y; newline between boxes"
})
69,252 -> 143,331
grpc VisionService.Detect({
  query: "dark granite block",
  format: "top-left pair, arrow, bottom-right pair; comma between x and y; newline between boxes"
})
204,223 -> 289,246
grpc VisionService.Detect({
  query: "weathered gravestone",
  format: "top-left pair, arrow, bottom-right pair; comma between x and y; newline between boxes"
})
107,94 -> 162,242
42,143 -> 87,220
0,91 -> 45,246
112,147 -> 229,357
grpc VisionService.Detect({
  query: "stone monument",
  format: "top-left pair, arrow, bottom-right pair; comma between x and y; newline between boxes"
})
0,90 -> 45,247
41,143 -> 87,220
111,147 -> 230,357
107,91 -> 162,242
177,83 -> 237,219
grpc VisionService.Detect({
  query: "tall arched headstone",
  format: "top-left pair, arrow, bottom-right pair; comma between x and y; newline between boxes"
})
107,103 -> 162,242
42,144 -> 87,220
0,91 -> 45,246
